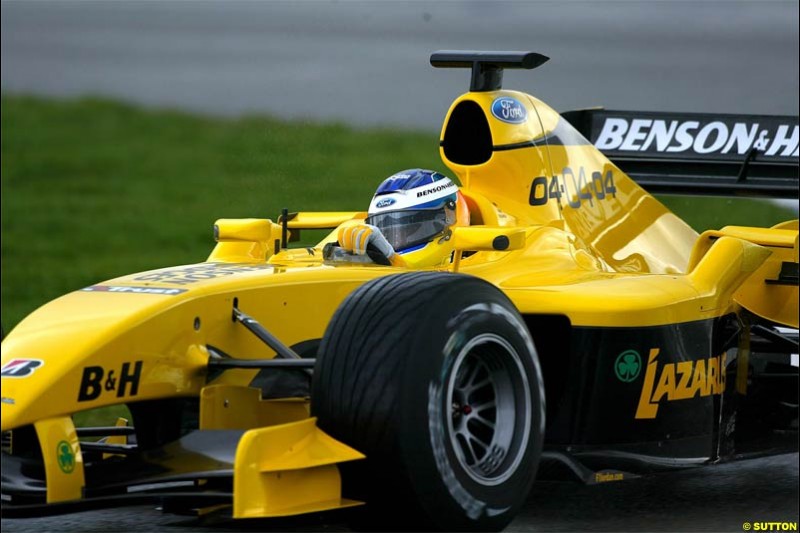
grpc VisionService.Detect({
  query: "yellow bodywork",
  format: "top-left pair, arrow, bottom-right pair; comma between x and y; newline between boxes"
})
34,417 -> 84,503
1,81 -> 796,517
233,417 -> 364,518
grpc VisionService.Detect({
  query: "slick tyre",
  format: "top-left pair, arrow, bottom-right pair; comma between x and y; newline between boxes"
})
312,272 -> 545,532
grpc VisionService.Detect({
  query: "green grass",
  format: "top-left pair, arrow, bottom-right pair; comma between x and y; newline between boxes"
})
1,95 -> 447,330
1,95 -> 796,331
74,404 -> 132,435
658,196 -> 796,232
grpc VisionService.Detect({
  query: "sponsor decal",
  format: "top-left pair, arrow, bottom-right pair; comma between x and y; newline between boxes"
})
635,348 -> 726,419
57,440 -> 76,474
82,285 -> 188,295
1,359 -> 43,378
375,197 -> 396,209
416,182 -> 457,198
614,350 -> 642,382
133,262 -> 272,286
491,97 -> 528,124
78,361 -> 143,402
592,114 -> 798,160
594,472 -> 624,483
529,166 -> 617,208
1,397 -> 15,405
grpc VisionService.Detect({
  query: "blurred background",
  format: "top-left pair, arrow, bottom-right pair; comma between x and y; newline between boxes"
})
2,0 -> 799,329
4,1 -> 799,125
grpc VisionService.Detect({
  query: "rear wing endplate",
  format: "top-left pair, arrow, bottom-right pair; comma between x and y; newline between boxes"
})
562,109 -> 799,198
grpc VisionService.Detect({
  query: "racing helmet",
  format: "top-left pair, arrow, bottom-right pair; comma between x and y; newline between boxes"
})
366,169 -> 469,267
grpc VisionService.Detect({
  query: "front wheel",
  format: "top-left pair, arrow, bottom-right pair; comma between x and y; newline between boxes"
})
312,272 -> 545,531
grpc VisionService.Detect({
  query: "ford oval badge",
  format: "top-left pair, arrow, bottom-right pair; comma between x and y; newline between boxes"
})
491,97 -> 527,124
375,198 -> 396,209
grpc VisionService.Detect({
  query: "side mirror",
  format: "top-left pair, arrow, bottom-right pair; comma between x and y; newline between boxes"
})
209,219 -> 283,263
214,219 -> 281,242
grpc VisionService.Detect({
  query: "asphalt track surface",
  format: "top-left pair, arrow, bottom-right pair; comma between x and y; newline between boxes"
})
2,1 -> 798,130
2,453 -> 798,532
1,2 -> 798,531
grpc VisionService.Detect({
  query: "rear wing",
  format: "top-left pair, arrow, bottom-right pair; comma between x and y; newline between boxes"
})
562,109 -> 799,198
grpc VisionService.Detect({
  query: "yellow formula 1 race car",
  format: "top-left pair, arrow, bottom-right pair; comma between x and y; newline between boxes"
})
2,51 -> 798,532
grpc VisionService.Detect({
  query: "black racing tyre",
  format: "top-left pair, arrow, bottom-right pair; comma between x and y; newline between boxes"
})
311,272 -> 545,532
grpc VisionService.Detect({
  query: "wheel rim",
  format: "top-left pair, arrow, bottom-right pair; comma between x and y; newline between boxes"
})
445,333 -> 531,486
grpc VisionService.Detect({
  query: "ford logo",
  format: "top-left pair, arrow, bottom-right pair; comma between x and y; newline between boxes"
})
491,97 -> 527,124
375,198 -> 396,209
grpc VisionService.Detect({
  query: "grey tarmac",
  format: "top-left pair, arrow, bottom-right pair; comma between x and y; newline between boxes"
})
2,453 -> 797,532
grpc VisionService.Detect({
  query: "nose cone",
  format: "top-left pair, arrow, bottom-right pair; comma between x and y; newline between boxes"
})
1,304 -> 130,431
0,278 -> 204,431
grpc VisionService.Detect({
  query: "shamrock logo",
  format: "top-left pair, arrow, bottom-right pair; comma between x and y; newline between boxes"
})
57,440 -> 75,474
614,350 -> 642,382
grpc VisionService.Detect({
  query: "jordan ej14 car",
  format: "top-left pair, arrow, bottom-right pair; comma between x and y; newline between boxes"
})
2,51 -> 798,531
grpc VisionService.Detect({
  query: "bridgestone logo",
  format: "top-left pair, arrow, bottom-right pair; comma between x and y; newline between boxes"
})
1,359 -> 43,378
591,114 -> 798,161
416,182 -> 456,197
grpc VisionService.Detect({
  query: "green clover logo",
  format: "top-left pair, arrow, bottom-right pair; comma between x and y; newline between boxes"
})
57,440 -> 75,474
614,350 -> 642,382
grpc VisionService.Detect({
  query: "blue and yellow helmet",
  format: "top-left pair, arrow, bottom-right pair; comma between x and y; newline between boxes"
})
367,169 -> 470,267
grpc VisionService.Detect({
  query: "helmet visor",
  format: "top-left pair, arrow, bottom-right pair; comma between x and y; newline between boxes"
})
367,206 -> 455,252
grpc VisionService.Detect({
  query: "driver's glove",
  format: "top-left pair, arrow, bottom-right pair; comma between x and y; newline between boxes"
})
338,224 -> 406,267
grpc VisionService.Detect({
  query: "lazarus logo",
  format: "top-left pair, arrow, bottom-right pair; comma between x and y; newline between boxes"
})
635,349 -> 727,419
1,359 -> 43,378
